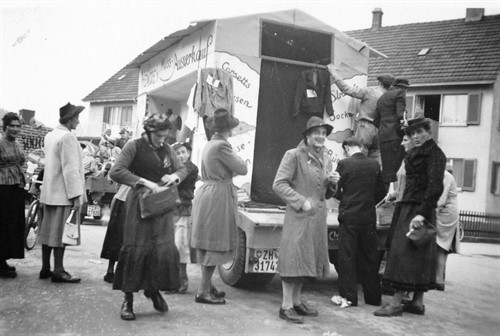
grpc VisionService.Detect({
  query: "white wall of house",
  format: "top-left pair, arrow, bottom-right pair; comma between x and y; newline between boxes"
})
86,101 -> 137,139
486,78 -> 500,213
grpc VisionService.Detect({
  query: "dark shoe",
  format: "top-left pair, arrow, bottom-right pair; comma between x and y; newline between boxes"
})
144,291 -> 168,312
39,269 -> 53,279
164,289 -> 179,294
279,308 -> 304,324
51,271 -> 81,283
120,300 -> 136,321
374,303 -> 403,317
103,272 -> 114,284
195,292 -> 226,305
210,285 -> 225,298
0,261 -> 16,272
402,302 -> 425,315
0,269 -> 17,278
435,283 -> 445,291
293,303 -> 318,317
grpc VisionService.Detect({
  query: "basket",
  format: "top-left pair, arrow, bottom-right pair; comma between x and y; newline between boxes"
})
376,200 -> 396,226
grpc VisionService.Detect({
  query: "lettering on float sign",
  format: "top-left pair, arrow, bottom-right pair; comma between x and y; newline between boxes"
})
221,61 -> 253,109
141,34 -> 214,88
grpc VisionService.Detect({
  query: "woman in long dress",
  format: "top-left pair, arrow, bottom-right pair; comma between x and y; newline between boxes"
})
109,112 -> 187,321
374,117 -> 446,317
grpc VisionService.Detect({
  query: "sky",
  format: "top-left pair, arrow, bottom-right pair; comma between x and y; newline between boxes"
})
1,0 -> 499,128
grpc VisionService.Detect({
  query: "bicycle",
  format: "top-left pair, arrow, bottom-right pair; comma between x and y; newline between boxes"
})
25,175 -> 43,250
458,221 -> 465,242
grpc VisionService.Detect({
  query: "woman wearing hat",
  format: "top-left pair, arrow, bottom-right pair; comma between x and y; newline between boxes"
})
190,108 -> 247,305
374,117 -> 446,317
0,113 -> 26,278
109,112 -> 187,320
272,116 -> 337,324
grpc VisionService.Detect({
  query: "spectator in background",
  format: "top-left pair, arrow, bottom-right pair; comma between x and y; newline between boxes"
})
116,127 -> 132,149
374,78 -> 410,190
191,109 -> 247,305
39,102 -> 86,283
333,136 -> 386,307
107,138 -> 122,161
81,142 -> 100,177
273,116 -> 337,324
166,141 -> 199,294
327,64 -> 394,163
0,112 -> 26,278
435,167 -> 460,291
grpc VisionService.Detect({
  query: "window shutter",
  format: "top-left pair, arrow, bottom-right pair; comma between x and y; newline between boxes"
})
462,159 -> 477,191
467,93 -> 481,125
405,96 -> 414,118
492,162 -> 500,194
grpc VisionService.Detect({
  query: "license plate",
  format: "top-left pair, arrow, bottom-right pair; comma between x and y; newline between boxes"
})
252,249 -> 278,273
87,205 -> 101,216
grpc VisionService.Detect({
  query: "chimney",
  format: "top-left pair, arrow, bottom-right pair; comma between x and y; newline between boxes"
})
465,8 -> 484,22
372,8 -> 383,30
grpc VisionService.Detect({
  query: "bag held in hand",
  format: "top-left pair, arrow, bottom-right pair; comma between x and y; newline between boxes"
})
62,209 -> 80,246
139,185 -> 181,219
406,220 -> 436,247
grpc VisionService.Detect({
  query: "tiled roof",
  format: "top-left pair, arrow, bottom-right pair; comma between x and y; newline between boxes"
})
346,15 -> 500,86
82,67 -> 139,102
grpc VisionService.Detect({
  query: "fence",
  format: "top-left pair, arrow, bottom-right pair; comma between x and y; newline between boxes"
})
459,211 -> 500,243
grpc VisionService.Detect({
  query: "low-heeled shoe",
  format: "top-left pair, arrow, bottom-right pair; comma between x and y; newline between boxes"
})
144,291 -> 168,312
293,303 -> 318,317
0,269 -> 17,278
120,300 -> 136,321
51,271 -> 81,283
195,293 -> 226,305
103,272 -> 114,284
435,283 -> 445,291
210,285 -> 225,298
39,269 -> 53,279
373,303 -> 403,317
402,302 -> 425,315
279,308 -> 304,324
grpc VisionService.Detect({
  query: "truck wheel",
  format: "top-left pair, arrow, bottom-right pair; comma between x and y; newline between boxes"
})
218,228 -> 275,288
328,250 -> 340,274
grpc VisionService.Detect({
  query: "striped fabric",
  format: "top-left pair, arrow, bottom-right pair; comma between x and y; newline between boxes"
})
0,137 -> 25,186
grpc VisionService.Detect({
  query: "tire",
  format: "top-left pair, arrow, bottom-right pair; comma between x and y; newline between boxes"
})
25,200 -> 41,250
218,228 -> 275,288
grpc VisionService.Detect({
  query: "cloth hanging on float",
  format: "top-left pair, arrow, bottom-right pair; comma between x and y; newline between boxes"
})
292,68 -> 334,118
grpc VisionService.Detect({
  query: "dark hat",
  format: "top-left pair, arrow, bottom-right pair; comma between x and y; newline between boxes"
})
302,116 -> 333,137
405,117 -> 431,134
377,74 -> 395,87
59,102 -> 85,124
172,141 -> 192,152
394,78 -> 410,88
205,109 -> 239,132
79,142 -> 87,149
143,112 -> 173,132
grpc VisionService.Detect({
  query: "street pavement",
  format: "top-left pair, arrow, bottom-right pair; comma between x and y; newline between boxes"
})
1,218 -> 500,336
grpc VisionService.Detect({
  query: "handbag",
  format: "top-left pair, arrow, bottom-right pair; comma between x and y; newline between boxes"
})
139,185 -> 181,219
406,221 -> 436,247
62,209 -> 80,246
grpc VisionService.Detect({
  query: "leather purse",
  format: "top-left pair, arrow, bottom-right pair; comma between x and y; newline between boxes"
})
139,185 -> 181,219
62,209 -> 80,245
406,221 -> 436,247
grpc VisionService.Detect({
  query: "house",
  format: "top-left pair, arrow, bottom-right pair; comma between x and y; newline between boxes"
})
82,66 -> 140,138
346,8 -> 500,213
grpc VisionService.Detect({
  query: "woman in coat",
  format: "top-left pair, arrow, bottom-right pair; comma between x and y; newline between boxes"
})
374,117 -> 446,317
0,113 -> 25,278
273,116 -> 337,324
109,112 -> 187,321
191,108 -> 247,305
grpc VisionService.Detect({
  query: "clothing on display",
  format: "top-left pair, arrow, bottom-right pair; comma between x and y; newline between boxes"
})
292,68 -> 334,118
194,68 -> 234,118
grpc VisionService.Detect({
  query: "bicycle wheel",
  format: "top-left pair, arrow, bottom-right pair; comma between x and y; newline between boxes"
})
458,222 -> 465,241
25,200 -> 41,250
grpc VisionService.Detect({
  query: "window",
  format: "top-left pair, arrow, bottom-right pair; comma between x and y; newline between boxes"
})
448,158 -> 477,191
261,21 -> 332,64
405,96 -> 414,118
441,93 -> 481,126
491,161 -> 500,195
103,106 -> 133,130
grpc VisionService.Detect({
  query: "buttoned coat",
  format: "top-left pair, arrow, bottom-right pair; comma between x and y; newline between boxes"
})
40,124 -> 85,205
374,87 -> 406,142
191,134 -> 247,251
273,140 -> 333,278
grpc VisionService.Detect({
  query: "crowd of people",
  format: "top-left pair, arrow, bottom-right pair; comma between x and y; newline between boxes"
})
0,71 -> 461,324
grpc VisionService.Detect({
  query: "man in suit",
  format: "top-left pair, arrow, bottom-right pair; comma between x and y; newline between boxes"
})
331,136 -> 386,306
39,102 -> 86,283
374,78 -> 410,189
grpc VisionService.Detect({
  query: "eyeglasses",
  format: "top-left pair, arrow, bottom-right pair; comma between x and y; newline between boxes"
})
8,124 -> 21,128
